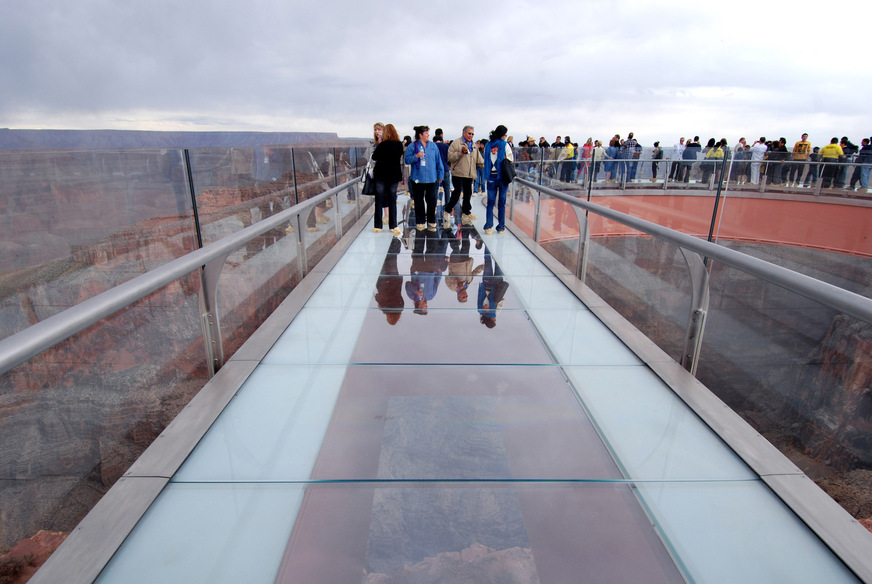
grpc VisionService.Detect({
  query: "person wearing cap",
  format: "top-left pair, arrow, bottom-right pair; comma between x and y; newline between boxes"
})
483,124 -> 514,235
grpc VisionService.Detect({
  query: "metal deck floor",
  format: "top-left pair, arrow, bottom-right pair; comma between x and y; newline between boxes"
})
92,195 -> 859,583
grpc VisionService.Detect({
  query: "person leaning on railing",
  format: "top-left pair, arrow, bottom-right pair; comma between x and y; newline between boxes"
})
590,140 -> 610,182
819,137 -> 844,188
849,137 -> 872,191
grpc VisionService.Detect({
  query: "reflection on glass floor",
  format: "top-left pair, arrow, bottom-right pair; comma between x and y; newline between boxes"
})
95,196 -> 860,584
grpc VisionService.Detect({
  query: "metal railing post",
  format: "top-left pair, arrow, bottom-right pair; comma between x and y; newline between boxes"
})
532,190 -> 542,243
509,179 -> 516,221
678,248 -> 710,375
291,150 -> 299,205
183,149 -> 204,249
334,192 -> 343,239
573,206 -> 590,283
198,254 -> 229,375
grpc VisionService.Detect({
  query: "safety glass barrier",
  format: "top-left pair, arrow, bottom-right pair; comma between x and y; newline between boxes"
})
0,148 -> 198,342
0,274 -> 206,556
509,177 -> 872,523
699,258 -> 872,508
585,231 -> 694,364
0,144 -> 367,560
542,188 -> 584,272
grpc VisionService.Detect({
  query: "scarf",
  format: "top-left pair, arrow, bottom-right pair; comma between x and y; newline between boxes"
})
486,139 -> 507,179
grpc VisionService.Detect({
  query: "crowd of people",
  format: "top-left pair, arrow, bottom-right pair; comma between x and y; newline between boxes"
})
367,122 -> 513,237
512,133 -> 872,191
366,127 -> 872,237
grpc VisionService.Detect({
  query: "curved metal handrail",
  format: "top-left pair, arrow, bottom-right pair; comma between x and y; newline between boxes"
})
0,177 -> 363,377
515,177 -> 872,324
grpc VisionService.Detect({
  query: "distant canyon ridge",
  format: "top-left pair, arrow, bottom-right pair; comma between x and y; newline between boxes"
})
0,128 -> 361,150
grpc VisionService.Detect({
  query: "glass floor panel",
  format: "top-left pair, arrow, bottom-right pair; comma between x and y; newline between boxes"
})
96,481 -> 857,584
94,198 -> 862,583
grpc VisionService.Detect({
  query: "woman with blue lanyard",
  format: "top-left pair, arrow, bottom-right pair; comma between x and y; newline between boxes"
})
483,124 -> 514,235
404,125 -> 444,232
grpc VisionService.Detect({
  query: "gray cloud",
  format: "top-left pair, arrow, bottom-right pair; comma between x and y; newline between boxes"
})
2,0 -> 869,146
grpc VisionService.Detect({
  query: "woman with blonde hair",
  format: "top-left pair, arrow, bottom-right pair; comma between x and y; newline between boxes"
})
371,123 -> 404,235
373,123 -> 384,145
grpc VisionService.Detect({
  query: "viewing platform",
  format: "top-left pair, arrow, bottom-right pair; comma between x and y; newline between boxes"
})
2,145 -> 872,583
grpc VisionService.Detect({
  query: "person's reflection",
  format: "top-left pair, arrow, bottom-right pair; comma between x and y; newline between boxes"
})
551,197 -> 576,234
405,231 -> 448,315
445,225 -> 483,304
477,247 -> 509,328
375,238 -> 404,324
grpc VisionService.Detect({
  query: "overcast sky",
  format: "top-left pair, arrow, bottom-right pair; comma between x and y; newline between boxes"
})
2,0 -> 870,146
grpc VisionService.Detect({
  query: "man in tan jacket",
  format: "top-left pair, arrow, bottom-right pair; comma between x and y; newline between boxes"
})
447,125 -> 485,226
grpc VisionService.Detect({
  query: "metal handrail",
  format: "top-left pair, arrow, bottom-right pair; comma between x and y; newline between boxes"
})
515,177 -> 872,325
0,176 -> 363,377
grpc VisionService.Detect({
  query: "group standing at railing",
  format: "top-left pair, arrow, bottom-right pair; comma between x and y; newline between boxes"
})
366,122 -> 515,238
364,127 -> 872,236
510,132 -> 872,191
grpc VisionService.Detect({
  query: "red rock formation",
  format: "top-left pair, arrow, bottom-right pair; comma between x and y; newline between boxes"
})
0,531 -> 67,584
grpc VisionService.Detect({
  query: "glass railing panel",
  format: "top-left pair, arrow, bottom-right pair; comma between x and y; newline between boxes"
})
698,258 -> 872,509
593,189 -> 716,239
0,274 -> 206,552
336,145 -> 370,236
537,192 -> 582,276
216,219 -> 303,358
188,147 -> 296,246
0,149 -> 198,342
508,182 -> 536,240
714,171 -> 872,263
584,235 -> 693,363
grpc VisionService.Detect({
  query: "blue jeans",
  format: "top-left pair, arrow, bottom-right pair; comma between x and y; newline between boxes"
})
374,180 -> 398,229
475,167 -> 486,192
485,178 -> 507,231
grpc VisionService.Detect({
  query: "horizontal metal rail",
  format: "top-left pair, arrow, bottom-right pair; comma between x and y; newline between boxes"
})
515,177 -> 872,324
0,177 -> 362,377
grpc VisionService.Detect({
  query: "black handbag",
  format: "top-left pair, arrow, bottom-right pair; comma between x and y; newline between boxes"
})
501,157 -> 516,184
361,168 -> 374,196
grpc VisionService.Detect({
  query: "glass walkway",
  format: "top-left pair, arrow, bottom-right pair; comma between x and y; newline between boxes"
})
48,193 -> 860,584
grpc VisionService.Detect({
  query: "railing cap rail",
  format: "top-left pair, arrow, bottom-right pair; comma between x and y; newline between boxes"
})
0,177 -> 361,376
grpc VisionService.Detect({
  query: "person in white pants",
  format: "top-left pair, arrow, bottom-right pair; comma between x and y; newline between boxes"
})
749,137 -> 768,185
